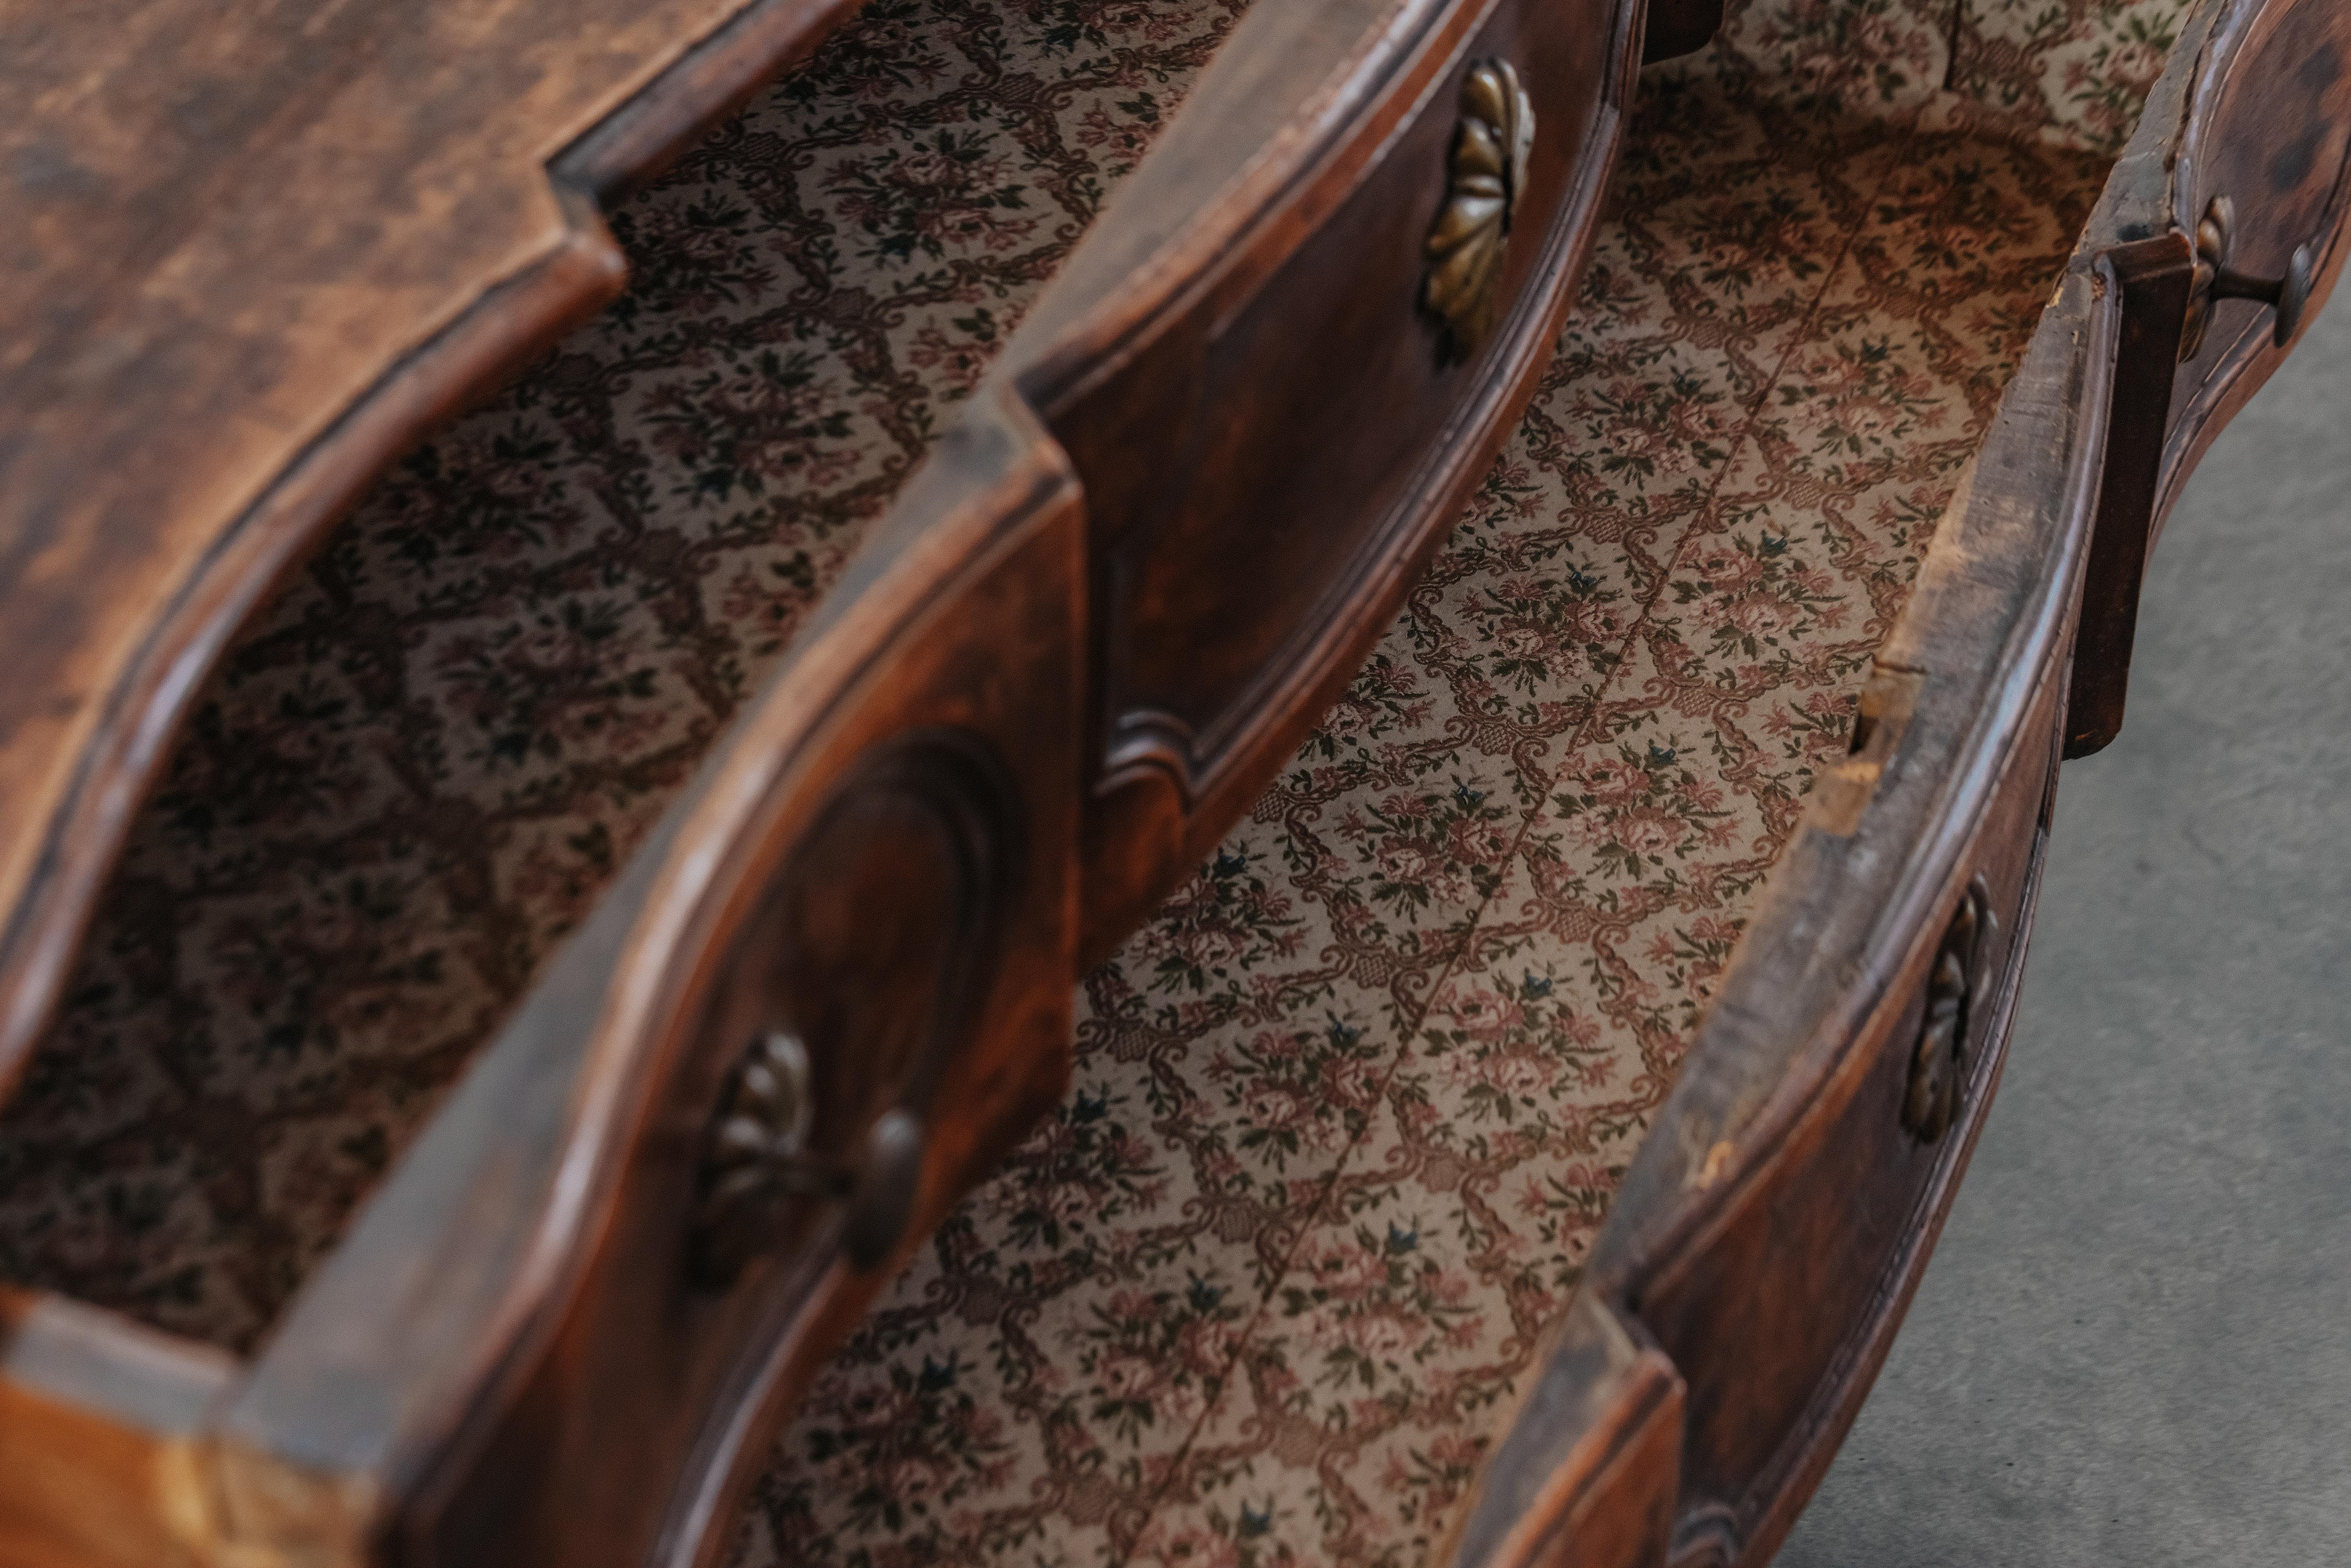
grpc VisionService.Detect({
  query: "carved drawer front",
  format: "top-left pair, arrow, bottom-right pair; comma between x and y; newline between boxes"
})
2168,0 -> 2351,417
1048,0 -> 1640,946
444,739 -> 1035,1568
1627,660 -> 2065,1564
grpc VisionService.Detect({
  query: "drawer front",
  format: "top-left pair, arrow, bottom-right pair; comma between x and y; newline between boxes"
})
1059,0 -> 1639,946
1629,660 -> 2065,1561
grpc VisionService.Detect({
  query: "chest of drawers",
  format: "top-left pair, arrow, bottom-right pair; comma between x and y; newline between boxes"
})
2,0 -> 2341,1562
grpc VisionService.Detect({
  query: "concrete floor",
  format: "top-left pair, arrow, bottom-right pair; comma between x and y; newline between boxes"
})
1780,297 -> 2351,1562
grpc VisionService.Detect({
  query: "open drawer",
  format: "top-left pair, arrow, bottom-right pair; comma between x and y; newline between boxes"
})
2,0 -> 1645,1561
1,0 -> 2343,1563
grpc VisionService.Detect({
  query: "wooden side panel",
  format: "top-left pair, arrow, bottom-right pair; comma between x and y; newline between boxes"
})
2066,238 -> 2195,757
1062,0 -> 1639,949
1444,1297 -> 1685,1568
0,0 -> 871,1101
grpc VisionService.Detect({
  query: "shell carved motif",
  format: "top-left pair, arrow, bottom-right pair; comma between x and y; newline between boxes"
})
1424,58 -> 1536,361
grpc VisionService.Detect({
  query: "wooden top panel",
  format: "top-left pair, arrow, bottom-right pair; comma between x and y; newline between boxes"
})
0,0 -> 847,1087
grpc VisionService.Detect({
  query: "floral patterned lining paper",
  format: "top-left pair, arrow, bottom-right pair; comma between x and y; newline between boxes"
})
0,0 -> 2186,1562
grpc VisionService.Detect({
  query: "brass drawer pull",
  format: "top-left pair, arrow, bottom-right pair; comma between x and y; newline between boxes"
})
2182,195 -> 2315,358
1424,57 -> 1536,361
690,1030 -> 927,1285
1902,881 -> 1994,1143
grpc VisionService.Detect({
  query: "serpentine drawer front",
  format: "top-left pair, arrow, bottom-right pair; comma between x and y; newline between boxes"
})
2,0 -> 2346,1563
1625,663 -> 2062,1562
1020,0 -> 1643,949
0,1 -> 1647,1564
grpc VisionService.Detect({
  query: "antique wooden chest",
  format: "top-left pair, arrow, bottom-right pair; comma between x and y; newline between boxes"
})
1,0 -> 2342,1562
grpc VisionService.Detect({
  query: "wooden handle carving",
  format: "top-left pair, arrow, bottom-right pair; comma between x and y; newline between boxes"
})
2182,194 -> 2316,357
689,1032 -> 928,1283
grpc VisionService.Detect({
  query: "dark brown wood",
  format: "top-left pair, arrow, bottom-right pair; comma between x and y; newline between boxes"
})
1641,664 -> 2062,1565
1441,1298 -> 1684,1568
5,0 -> 2341,1560
1445,0 -> 2351,1558
1639,0 -> 1727,62
2067,0 -> 2351,754
0,1288 -> 237,1568
1044,0 -> 1645,953
2065,235 -> 2194,757
0,5 -> 1649,1563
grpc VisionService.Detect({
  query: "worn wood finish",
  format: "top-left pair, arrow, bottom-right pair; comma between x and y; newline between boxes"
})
0,1289 -> 236,1568
0,0 -> 1651,1561
1444,0 -> 2349,1559
1440,1297 -> 1684,1568
8,0 -> 2338,1561
1646,664 -> 2063,1566
0,0 -> 872,1099
1008,0 -> 1647,954
205,399 -> 1086,1568
2067,0 -> 2351,754
210,2 -> 1647,1557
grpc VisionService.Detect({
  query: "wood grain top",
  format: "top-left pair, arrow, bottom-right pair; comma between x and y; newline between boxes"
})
0,0 -> 856,1090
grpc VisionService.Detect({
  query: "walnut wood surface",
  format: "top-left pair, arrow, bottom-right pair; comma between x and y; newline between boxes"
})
0,1288 -> 236,1568
7,0 -> 2339,1560
1056,0 -> 1643,951
0,0 -> 867,1098
1445,0 -> 2351,1558
7,2 -> 1649,1563
2068,0 -> 2351,753
203,397 -> 1087,1567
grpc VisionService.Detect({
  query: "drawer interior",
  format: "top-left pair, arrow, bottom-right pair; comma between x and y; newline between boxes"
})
0,0 -> 2169,1560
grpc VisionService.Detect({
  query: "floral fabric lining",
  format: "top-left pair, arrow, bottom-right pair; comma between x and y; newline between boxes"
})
0,0 -> 2178,1563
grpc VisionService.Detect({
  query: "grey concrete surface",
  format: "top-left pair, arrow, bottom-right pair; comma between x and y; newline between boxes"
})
1780,298 -> 2351,1564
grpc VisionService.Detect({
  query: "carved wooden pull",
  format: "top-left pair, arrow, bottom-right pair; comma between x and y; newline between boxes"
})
689,1030 -> 927,1286
2181,195 -> 2314,358
1424,58 -> 1535,361
1901,881 -> 1994,1143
